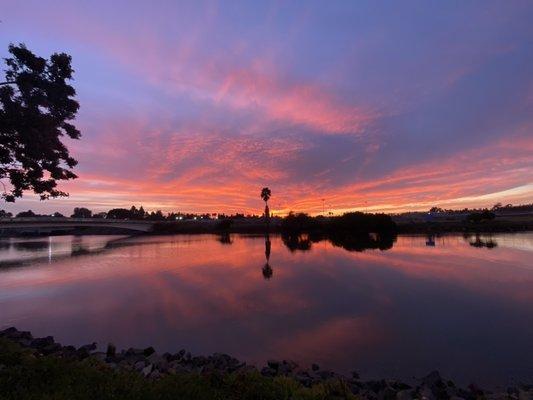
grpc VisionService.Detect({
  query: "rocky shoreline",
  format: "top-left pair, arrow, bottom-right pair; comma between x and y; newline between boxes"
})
1,327 -> 531,400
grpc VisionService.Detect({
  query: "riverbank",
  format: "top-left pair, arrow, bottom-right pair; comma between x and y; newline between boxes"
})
1,212 -> 532,237
394,214 -> 533,234
1,327 -> 530,400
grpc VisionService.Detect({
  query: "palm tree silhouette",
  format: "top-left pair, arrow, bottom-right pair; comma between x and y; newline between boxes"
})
261,187 -> 271,223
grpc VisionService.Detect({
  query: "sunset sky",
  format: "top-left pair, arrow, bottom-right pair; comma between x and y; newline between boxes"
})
1,1 -> 532,215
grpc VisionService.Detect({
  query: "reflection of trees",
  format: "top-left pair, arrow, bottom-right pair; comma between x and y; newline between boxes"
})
71,236 -> 91,256
329,232 -> 396,252
281,233 -> 313,252
262,233 -> 273,280
217,232 -> 233,245
262,263 -> 273,279
281,232 -> 397,252
467,234 -> 498,249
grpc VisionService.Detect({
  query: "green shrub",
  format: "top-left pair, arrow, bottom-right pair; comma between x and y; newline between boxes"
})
0,338 -> 358,400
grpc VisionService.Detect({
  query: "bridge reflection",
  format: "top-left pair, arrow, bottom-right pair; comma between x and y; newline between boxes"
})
0,218 -> 154,235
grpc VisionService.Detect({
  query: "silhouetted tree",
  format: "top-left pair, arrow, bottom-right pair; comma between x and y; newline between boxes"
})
0,209 -> 12,218
0,44 -> 80,201
16,209 -> 36,218
71,207 -> 92,218
106,208 -> 131,219
281,212 -> 318,233
52,211 -> 65,218
147,210 -> 165,221
466,210 -> 495,223
261,187 -> 271,225
129,205 -> 146,220
216,218 -> 233,231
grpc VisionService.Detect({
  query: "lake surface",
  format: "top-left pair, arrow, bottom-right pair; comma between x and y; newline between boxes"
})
1,233 -> 532,387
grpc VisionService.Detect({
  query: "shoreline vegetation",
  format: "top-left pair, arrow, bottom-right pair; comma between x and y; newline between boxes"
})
1,206 -> 533,238
1,327 -> 531,400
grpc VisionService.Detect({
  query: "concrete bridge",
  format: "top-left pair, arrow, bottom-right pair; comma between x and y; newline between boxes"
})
0,217 -> 155,234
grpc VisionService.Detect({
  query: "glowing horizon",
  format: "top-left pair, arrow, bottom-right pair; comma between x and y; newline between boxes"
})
1,1 -> 532,216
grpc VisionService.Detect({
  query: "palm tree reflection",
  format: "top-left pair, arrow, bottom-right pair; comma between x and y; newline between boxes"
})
262,233 -> 273,280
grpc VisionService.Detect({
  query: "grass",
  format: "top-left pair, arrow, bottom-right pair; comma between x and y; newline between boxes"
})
0,338 -> 357,400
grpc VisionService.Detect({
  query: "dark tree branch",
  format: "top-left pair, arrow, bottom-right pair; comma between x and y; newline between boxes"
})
0,44 -> 80,202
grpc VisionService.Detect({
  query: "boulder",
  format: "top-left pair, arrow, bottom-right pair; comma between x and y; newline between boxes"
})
261,366 -> 277,377
149,370 -> 162,379
134,361 -> 146,371
90,352 -> 107,362
106,343 -> 116,358
0,328 -> 33,341
421,371 -> 443,388
143,347 -> 156,357
142,364 -> 153,377
41,343 -> 62,355
79,343 -> 97,353
31,336 -> 55,348
267,359 -> 280,370
294,372 -> 312,387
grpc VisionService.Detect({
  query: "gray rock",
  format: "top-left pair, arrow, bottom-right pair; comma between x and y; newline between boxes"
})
90,352 -> 107,362
147,353 -> 170,372
79,343 -> 97,352
134,361 -> 146,371
151,370 -> 162,379
2,328 -> 33,341
421,371 -> 442,388
142,364 -> 153,377
125,348 -> 145,356
261,366 -> 277,377
146,353 -> 162,364
17,338 -> 32,347
294,372 -> 312,387
106,343 -> 116,358
0,327 -> 18,336
278,363 -> 292,375
143,347 -> 155,356
31,336 -> 55,348
41,343 -> 62,355
317,369 -> 336,380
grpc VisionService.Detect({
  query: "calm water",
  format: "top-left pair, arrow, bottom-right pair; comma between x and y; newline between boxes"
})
1,233 -> 532,387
